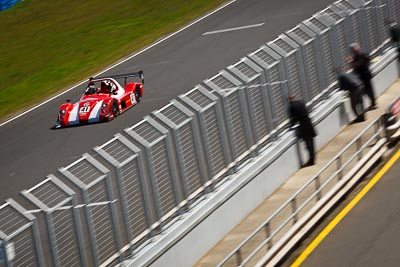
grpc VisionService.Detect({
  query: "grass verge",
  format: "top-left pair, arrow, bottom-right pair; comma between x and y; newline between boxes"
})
0,0 -> 227,121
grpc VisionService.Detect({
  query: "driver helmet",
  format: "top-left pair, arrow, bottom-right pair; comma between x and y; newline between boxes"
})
101,80 -> 115,93
108,80 -> 116,92
86,82 -> 96,94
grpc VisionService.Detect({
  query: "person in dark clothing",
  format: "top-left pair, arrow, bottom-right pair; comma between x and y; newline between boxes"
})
388,19 -> 400,45
347,43 -> 377,110
288,96 -> 317,167
337,69 -> 365,123
386,17 -> 400,62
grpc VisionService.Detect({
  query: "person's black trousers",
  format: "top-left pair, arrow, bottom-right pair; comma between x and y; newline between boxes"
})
361,76 -> 376,107
304,137 -> 315,165
350,89 -> 365,120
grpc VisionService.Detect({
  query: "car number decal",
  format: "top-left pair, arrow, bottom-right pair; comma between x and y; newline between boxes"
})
79,106 -> 90,113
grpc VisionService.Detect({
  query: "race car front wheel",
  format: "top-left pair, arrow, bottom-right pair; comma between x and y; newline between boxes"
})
112,101 -> 119,118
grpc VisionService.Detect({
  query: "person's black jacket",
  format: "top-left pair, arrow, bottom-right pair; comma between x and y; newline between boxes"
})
389,22 -> 400,43
288,100 -> 316,140
351,52 -> 371,79
338,72 -> 363,93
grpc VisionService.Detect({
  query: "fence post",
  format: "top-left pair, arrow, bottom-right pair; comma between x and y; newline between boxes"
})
315,175 -> 322,200
291,198 -> 298,224
235,249 -> 243,266
336,155 -> 343,180
264,222 -> 273,249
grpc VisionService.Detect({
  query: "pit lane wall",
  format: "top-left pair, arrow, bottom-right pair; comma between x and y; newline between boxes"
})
122,48 -> 399,267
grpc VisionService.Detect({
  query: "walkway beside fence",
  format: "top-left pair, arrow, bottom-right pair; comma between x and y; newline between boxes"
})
195,80 -> 400,266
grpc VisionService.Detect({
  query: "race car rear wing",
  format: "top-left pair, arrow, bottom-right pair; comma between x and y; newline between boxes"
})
90,70 -> 144,86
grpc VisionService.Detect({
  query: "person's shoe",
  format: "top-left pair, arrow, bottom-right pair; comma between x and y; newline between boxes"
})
302,161 -> 315,168
354,117 -> 365,123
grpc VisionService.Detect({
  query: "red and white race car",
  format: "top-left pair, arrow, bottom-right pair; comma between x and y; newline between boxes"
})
55,71 -> 144,128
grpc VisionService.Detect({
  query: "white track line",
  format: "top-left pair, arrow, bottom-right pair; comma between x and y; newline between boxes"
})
203,22 -> 265,35
0,0 -> 237,127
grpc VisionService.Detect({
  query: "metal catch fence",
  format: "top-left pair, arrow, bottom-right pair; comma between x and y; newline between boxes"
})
0,0 -> 399,266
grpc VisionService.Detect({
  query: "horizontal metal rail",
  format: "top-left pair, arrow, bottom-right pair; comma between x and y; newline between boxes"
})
217,117 -> 383,266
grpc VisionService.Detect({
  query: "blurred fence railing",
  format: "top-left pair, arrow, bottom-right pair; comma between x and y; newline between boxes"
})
0,0 -> 399,266
217,117 -> 384,266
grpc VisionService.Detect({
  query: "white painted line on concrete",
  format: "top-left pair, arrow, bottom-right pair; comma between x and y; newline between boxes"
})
1,0 -> 237,127
203,22 -> 265,35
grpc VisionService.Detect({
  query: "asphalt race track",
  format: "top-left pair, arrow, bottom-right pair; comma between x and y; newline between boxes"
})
0,0 -> 335,203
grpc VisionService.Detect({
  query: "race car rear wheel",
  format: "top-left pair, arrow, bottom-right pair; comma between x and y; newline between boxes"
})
112,100 -> 119,117
135,85 -> 142,103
